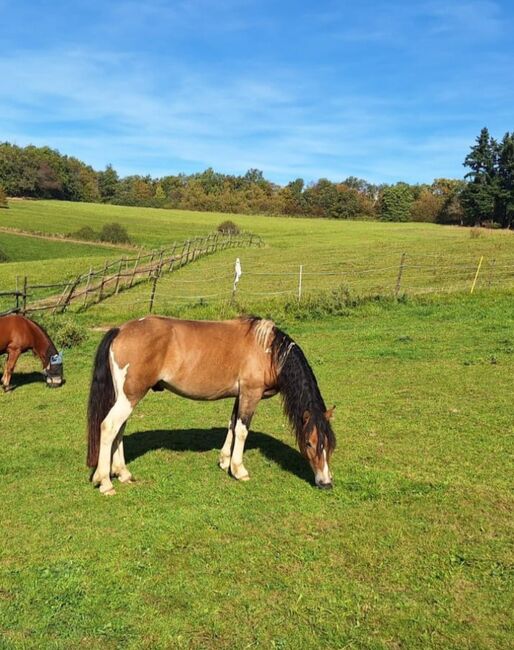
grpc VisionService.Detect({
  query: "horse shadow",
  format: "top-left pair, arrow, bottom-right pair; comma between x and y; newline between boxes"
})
4,371 -> 45,391
124,427 -> 313,485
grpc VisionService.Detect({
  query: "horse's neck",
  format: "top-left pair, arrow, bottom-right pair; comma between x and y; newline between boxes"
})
28,321 -> 55,364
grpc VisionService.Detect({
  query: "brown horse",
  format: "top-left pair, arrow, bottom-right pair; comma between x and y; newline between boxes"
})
0,314 -> 64,391
87,316 -> 336,495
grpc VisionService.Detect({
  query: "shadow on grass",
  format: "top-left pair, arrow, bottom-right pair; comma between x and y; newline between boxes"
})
124,427 -> 313,485
5,371 -> 45,392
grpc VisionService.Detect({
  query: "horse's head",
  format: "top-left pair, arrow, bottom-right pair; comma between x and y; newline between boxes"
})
45,352 -> 64,388
301,407 -> 335,489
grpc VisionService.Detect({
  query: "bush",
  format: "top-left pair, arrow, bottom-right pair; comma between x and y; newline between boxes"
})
99,222 -> 131,244
70,226 -> 98,241
39,315 -> 88,349
217,220 -> 240,235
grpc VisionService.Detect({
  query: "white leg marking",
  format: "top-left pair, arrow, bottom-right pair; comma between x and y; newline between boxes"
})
230,419 -> 250,481
92,351 -> 132,495
111,433 -> 133,483
219,420 -> 234,472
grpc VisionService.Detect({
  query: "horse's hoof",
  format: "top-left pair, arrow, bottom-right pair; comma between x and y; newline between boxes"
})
102,488 -> 116,496
218,460 -> 230,472
117,470 -> 134,483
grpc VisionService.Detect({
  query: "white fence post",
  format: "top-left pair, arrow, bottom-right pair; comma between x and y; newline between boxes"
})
232,257 -> 242,302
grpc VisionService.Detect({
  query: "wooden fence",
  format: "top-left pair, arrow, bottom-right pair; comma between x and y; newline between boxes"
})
0,231 -> 262,317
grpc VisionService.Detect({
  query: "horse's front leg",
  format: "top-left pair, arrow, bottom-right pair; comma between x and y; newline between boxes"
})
219,397 -> 239,472
1,347 -> 21,392
230,389 -> 261,481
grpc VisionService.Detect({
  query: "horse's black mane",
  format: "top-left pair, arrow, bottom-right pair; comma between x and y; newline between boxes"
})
270,325 -> 336,455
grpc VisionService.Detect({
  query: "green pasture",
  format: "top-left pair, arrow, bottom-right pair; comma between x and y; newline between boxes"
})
1,291 -> 513,649
1,201 -> 513,315
0,200 -> 513,648
0,232 -> 121,313
0,231 -> 120,264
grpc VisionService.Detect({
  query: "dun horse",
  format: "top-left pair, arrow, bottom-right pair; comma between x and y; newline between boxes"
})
0,314 -> 64,391
87,316 -> 336,495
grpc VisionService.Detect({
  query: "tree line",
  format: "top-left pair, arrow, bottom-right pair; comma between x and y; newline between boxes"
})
0,129 -> 512,227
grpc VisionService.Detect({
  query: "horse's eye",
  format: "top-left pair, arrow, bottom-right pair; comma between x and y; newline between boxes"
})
306,442 -> 313,449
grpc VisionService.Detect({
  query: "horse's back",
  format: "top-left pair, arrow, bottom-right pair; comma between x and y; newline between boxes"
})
0,314 -> 33,352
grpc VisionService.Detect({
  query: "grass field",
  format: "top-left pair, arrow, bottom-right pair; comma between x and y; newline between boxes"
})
1,201 -> 514,314
0,230 -> 122,313
0,292 -> 513,649
0,232 -> 121,264
0,200 -> 513,649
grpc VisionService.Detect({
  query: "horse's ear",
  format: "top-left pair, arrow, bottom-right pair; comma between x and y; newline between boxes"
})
303,410 -> 311,425
325,405 -> 336,420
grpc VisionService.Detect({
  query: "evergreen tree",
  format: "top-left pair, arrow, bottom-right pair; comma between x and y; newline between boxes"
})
461,127 -> 498,226
497,132 -> 514,228
98,164 -> 119,202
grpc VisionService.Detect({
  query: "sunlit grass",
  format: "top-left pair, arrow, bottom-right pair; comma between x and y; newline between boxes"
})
0,292 -> 513,649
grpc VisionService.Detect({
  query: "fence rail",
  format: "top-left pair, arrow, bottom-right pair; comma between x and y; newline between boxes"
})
0,231 -> 262,316
1,246 -> 513,318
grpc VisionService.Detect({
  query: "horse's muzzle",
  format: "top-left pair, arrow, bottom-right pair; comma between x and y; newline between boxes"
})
316,481 -> 333,490
46,375 -> 64,388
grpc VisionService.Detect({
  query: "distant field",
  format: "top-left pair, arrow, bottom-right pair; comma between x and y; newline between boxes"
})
1,201 -> 513,315
0,231 -> 120,263
0,292 -> 512,649
0,230 -> 122,312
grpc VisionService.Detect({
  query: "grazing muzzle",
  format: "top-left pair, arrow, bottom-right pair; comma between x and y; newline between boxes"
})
46,353 -> 64,388
302,408 -> 335,489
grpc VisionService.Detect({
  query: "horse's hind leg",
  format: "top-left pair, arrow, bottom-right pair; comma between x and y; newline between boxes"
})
92,397 -> 133,495
111,424 -> 133,483
1,347 -> 21,392
219,397 -> 239,472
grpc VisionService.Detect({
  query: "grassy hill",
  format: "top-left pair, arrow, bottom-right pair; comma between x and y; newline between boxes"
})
1,200 -> 513,315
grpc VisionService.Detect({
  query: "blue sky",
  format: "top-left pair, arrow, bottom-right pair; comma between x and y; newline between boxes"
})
1,0 -> 513,185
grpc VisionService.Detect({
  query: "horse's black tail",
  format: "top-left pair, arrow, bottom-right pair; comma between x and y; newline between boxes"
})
87,328 -> 120,468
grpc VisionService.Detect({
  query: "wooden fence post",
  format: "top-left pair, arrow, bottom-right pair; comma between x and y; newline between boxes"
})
83,267 -> 93,307
53,280 -> 72,314
148,251 -> 157,279
148,251 -> 164,313
114,257 -> 125,295
98,261 -> 109,302
15,277 -> 20,312
22,277 -> 28,314
61,275 -> 81,313
395,252 -> 406,297
129,249 -> 142,288
168,242 -> 177,272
